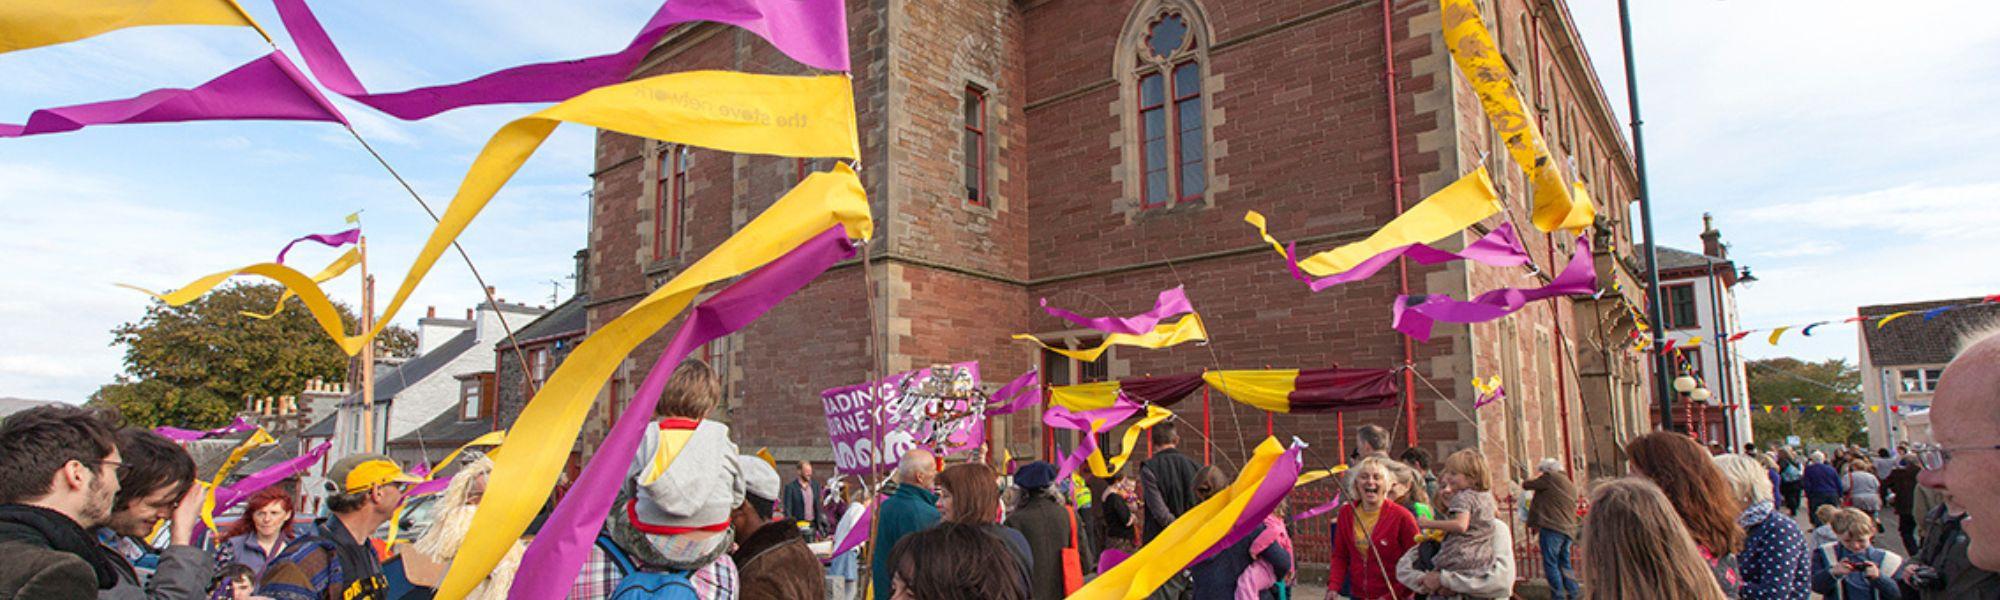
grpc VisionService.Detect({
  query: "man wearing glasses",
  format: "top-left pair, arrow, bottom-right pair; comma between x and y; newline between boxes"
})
0,404 -> 127,597
1916,326 -> 2000,573
258,453 -> 421,600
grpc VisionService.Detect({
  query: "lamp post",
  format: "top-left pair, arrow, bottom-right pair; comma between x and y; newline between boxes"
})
1618,0 -> 1677,432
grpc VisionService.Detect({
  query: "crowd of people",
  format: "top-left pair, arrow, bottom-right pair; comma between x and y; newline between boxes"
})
3,330 -> 2000,599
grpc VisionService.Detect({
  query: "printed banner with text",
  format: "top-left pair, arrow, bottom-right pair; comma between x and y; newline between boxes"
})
820,362 -> 985,476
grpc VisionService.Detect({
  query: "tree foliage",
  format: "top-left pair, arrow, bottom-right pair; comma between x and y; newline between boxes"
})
89,282 -> 417,429
1746,357 -> 1867,446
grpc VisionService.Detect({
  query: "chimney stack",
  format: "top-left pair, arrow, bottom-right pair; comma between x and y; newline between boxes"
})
1699,212 -> 1725,259
427,306 -> 436,318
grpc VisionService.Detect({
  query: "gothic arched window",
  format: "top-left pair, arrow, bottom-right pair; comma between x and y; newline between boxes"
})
1128,8 -> 1210,209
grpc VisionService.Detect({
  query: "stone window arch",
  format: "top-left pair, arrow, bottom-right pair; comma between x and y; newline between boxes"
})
1116,0 -> 1218,213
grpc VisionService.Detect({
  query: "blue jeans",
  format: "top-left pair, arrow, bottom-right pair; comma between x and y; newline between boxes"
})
1540,529 -> 1580,600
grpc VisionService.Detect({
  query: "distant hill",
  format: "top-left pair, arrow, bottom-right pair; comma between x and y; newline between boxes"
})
0,397 -> 62,419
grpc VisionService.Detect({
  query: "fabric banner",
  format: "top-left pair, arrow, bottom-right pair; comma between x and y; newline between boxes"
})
155,416 -> 255,442
1048,373 -> 1206,412
1285,222 -> 1530,292
200,428 -> 276,532
1440,0 -> 1593,231
212,440 -> 330,512
1069,438 -> 1300,600
1293,466 -> 1347,489
275,228 -> 359,264
241,247 -> 360,320
1015,313 -> 1207,363
124,71 -> 861,358
0,51 -> 346,138
982,369 -> 1044,416
271,0 -> 850,120
1200,368 -> 1401,414
1043,401 -> 1172,480
820,362 -> 985,477
501,226 -> 864,600
1289,494 -> 1342,522
1391,233 -> 1597,341
1473,376 -> 1505,409
0,0 -> 263,53
822,498 -> 877,564
1248,167 -> 1501,277
1042,286 -> 1194,336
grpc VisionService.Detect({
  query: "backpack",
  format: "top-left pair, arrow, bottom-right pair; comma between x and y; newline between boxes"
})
597,536 -> 699,600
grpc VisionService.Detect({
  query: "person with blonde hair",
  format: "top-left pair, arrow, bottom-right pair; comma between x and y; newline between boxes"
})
1579,478 -> 1728,600
1715,453 -> 1811,600
1810,507 -> 1903,599
1325,457 -> 1415,600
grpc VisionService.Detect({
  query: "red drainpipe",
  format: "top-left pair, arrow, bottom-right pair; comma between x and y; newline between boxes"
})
1528,8 -> 1579,475
1382,0 -> 1417,448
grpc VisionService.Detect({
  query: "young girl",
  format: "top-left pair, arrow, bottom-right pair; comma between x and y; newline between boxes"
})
1412,449 -> 1500,594
1235,499 -> 1296,600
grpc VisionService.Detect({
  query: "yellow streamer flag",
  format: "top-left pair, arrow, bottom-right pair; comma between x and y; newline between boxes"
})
199,428 -> 275,532
1877,311 -> 1914,328
240,248 -> 361,320
1768,327 -> 1791,346
1294,465 -> 1349,488
1071,437 -> 1289,600
1085,406 -> 1174,478
1051,380 -> 1123,411
387,430 -> 505,546
1440,0 -> 1593,232
0,0 -> 268,53
440,167 -> 872,598
1015,313 -> 1207,363
125,72 -> 860,358
1200,370 -> 1299,413
1247,168 -> 1501,276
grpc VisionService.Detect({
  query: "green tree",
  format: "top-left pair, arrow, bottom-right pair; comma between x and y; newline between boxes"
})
1746,357 -> 1867,446
89,282 -> 417,429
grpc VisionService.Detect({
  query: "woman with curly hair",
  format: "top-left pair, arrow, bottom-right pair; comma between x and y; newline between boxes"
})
212,487 -> 297,581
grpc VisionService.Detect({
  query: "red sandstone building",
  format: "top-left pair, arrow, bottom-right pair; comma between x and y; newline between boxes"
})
582,0 -> 1652,519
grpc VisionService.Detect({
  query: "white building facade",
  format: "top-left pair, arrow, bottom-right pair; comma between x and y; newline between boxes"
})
1650,215 -> 1754,450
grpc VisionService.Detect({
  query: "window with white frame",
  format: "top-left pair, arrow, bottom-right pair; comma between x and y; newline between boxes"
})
1899,368 -> 1943,393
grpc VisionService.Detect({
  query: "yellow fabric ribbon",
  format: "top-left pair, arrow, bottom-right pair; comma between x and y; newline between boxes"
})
1050,380 -> 1123,411
1471,375 -> 1501,397
1015,314 -> 1207,363
1440,0 -> 1593,232
240,247 -> 361,320
125,71 -> 860,357
1247,168 -> 1501,276
199,428 -> 276,532
1294,465 -> 1349,488
439,166 -> 872,599
1877,311 -> 1914,328
1200,369 -> 1301,413
1084,405 -> 1174,478
0,0 -> 268,53
1682,336 -> 1705,348
386,430 -> 505,547
1768,326 -> 1791,346
1070,437 -> 1288,600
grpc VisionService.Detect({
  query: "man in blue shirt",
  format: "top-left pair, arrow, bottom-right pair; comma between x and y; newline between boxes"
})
1802,451 -> 1843,526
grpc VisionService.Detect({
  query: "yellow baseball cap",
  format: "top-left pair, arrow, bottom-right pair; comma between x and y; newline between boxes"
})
330,453 -> 422,494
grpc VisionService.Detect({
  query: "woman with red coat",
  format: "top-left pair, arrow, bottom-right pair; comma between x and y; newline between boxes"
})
1329,457 -> 1420,600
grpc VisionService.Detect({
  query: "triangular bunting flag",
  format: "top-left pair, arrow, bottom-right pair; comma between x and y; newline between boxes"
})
1769,327 -> 1792,345
1762,405 -> 1773,413
1869,406 -> 1880,413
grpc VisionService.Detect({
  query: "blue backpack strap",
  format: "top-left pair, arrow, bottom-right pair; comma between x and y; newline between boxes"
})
596,535 -> 636,576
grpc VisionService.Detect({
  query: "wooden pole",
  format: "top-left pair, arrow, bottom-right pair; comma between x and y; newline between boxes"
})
359,235 -> 376,454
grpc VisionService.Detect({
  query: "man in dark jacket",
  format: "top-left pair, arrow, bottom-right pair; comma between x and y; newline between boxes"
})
1803,451 -> 1844,526
1900,498 -> 2000,599
0,405 -> 127,598
95,428 -> 211,600
1004,462 -> 1076,600
778,460 -> 823,536
732,455 -> 825,600
1524,459 -> 1580,600
1884,457 -> 1923,555
870,449 -> 940,600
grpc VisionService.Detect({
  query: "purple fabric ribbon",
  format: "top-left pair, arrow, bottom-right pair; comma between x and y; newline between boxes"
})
821,497 -> 878,564
1041,286 -> 1194,335
1288,494 -> 1343,522
155,417 -> 257,443
1286,223 -> 1531,292
1474,384 -> 1506,409
1191,443 -> 1302,564
981,369 -> 1042,416
510,227 -> 857,600
0,51 -> 345,138
408,477 -> 449,497
213,441 -> 332,511
272,0 -> 850,121
1041,398 -> 1143,481
1391,233 -> 1597,341
275,228 -> 360,264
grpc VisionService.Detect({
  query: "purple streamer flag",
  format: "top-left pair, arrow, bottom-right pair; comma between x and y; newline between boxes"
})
213,441 -> 332,512
1286,223 -> 1531,292
0,52 -> 345,138
273,0 -> 851,120
982,369 -> 1043,416
156,417 -> 257,442
1289,493 -> 1343,522
1041,398 -> 1143,480
511,228 -> 858,600
1041,286 -> 1194,336
1193,442 -> 1303,564
275,228 -> 360,264
1474,384 -> 1506,409
1391,233 -> 1597,341
822,497 -> 879,564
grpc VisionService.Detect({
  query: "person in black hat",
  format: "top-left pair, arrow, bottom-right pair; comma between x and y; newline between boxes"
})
1004,462 -> 1081,600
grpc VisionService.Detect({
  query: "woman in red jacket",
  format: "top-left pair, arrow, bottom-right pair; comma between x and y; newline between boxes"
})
1329,457 -> 1420,600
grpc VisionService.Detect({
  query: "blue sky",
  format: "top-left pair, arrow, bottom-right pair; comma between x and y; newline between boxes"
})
3,1 -> 1996,401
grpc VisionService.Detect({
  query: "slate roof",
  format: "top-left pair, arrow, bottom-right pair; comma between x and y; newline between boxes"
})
1635,246 -> 1729,275
499,295 -> 587,350
389,406 -> 495,448
1859,297 -> 2000,366
349,328 -> 477,404
302,415 -> 336,438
